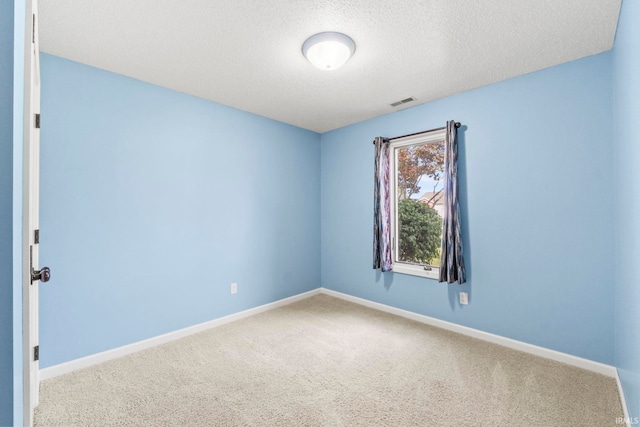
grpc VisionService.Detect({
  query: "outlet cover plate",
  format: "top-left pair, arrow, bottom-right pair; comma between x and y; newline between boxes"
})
459,292 -> 468,305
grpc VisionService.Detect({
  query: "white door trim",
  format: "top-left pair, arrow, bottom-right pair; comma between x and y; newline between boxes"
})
22,0 -> 39,425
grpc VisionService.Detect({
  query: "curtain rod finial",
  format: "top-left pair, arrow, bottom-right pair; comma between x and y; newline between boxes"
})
455,122 -> 461,128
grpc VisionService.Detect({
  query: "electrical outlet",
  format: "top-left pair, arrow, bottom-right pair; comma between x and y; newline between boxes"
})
231,282 -> 237,295
459,292 -> 468,305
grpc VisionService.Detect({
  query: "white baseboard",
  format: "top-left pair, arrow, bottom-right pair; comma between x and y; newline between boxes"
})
615,369 -> 632,427
41,286 -> 618,384
39,288 -> 321,381
319,288 -> 617,378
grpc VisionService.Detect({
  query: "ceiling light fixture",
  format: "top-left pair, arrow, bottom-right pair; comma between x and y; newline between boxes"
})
302,32 -> 355,71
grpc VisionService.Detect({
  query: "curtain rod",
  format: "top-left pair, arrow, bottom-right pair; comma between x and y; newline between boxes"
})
373,122 -> 461,144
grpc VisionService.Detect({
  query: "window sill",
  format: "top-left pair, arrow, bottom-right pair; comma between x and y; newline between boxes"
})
393,263 -> 440,280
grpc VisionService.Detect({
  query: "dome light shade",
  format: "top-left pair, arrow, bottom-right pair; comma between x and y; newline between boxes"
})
302,32 -> 355,71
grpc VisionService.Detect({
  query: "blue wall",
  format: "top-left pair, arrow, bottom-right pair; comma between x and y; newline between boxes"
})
321,53 -> 615,364
0,0 -> 15,423
39,55 -> 321,368
613,0 -> 640,420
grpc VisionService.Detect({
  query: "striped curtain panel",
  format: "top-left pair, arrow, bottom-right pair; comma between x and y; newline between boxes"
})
373,137 -> 393,272
439,121 -> 466,284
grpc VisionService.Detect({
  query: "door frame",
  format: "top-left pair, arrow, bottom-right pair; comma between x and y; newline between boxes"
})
22,0 -> 39,425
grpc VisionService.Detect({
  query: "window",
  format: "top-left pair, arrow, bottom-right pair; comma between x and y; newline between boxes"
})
389,128 -> 446,279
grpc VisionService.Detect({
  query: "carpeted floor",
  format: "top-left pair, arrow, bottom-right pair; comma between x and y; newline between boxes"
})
35,294 -> 622,426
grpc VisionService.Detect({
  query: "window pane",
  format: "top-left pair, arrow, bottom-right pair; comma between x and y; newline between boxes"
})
396,141 -> 444,266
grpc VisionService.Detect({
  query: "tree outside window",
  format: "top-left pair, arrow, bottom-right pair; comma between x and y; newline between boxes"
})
395,141 -> 444,267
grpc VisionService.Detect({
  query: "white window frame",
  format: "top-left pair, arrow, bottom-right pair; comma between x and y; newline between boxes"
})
389,128 -> 447,280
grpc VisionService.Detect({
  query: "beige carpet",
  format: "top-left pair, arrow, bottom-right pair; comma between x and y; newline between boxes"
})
35,294 -> 622,426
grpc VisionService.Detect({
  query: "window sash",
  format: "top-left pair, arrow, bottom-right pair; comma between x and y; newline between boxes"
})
389,128 -> 446,280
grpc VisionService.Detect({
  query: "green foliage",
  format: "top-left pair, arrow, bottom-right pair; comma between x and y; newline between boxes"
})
397,142 -> 444,199
398,199 -> 442,264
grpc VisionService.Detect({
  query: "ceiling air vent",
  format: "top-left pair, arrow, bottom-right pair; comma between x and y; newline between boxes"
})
390,97 -> 417,107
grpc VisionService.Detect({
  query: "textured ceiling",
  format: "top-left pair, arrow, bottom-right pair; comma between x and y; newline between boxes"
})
38,0 -> 621,133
